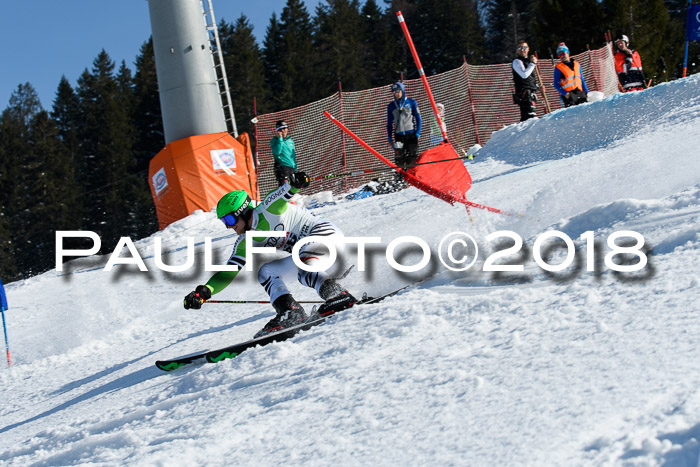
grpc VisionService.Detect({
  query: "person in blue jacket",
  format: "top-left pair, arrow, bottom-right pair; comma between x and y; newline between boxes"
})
386,82 -> 422,172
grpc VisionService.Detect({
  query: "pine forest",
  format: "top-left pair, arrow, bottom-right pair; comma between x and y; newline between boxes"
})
0,0 -> 696,281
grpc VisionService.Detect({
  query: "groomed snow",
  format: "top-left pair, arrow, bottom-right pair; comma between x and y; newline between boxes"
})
1,75 -> 699,466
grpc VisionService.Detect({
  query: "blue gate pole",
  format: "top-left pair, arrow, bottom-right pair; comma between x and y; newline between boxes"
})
0,278 -> 10,366
683,0 -> 691,77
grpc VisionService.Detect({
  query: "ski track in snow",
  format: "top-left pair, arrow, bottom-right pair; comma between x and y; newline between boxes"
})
1,75 -> 700,466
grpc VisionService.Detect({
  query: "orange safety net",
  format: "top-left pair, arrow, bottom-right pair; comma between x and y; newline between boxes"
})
149,132 -> 257,229
254,44 -> 618,198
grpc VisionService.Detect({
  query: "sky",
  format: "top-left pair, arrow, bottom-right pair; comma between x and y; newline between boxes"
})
1,76 -> 699,464
0,0 -> 323,110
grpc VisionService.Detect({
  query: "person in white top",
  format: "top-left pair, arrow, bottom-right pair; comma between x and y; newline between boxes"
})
512,40 -> 539,121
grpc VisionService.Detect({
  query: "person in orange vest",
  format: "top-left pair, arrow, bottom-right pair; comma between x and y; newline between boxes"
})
614,34 -> 646,92
553,43 -> 589,107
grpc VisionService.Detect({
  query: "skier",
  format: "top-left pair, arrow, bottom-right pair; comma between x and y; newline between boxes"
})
183,172 -> 357,338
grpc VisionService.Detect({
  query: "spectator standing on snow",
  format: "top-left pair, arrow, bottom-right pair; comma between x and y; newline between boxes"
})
387,82 -> 422,171
270,120 -> 297,186
553,42 -> 589,107
614,34 -> 646,92
429,103 -> 446,147
512,40 -> 539,121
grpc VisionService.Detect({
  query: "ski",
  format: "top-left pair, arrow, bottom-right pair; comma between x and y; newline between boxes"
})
155,351 -> 208,371
155,282 -> 415,372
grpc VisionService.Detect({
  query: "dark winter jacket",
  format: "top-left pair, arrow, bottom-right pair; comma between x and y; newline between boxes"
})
386,82 -> 422,143
512,56 -> 539,93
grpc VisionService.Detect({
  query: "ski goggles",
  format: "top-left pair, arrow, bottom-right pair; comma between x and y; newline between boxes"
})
219,213 -> 238,227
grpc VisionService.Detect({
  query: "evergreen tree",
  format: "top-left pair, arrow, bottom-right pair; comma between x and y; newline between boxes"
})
602,0 -> 670,79
411,0 -> 489,71
314,0 -> 372,94
388,0 -> 420,79
0,84 -> 42,278
0,213 -> 16,281
21,110 -> 81,275
219,15 -> 270,136
263,13 -> 285,108
51,76 -> 81,177
74,51 -> 142,250
116,60 -> 158,239
262,0 -> 316,109
665,0 -> 700,78
50,75 -> 86,260
4,83 -> 42,137
132,38 -> 164,173
532,0 -> 605,57
484,0 -> 535,62
130,38 -> 162,238
361,0 -> 404,86
280,0 -> 316,107
0,116 -> 18,280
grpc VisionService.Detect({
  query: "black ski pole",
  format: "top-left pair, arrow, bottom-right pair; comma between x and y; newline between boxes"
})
205,300 -> 324,304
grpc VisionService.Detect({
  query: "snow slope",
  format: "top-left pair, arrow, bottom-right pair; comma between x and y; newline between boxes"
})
1,75 -> 699,466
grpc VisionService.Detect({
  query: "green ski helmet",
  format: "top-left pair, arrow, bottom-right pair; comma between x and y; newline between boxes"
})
217,190 -> 252,226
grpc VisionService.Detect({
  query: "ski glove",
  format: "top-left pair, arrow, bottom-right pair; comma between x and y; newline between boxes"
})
183,285 -> 212,310
290,171 -> 311,189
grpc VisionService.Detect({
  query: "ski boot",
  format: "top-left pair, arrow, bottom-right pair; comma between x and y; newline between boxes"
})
254,294 -> 307,339
315,280 -> 357,318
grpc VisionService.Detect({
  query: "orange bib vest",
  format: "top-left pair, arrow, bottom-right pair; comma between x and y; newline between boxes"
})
614,51 -> 645,91
555,61 -> 583,92
614,51 -> 643,74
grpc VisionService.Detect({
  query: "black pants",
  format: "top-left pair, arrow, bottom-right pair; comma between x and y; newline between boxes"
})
393,132 -> 419,169
274,163 -> 295,186
563,89 -> 587,107
514,90 -> 537,122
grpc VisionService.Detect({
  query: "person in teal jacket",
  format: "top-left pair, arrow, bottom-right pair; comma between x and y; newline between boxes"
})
270,120 -> 298,186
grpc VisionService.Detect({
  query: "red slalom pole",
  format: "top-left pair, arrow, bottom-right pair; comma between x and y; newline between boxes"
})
396,11 -> 447,143
324,111 -> 511,216
309,154 -> 475,183
324,112 -> 408,176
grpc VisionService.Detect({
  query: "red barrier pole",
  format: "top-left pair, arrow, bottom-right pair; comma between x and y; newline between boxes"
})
396,11 -> 448,143
324,111 -> 509,216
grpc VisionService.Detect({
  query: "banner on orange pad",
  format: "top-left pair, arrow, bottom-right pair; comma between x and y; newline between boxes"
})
407,142 -> 472,205
148,132 -> 257,229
